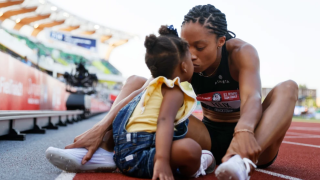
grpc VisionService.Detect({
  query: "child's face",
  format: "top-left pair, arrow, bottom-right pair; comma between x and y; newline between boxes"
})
183,50 -> 194,81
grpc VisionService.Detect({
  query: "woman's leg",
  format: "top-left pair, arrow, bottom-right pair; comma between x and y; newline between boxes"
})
185,80 -> 298,167
255,80 -> 298,166
100,75 -> 147,151
112,75 -> 148,108
185,115 -> 212,151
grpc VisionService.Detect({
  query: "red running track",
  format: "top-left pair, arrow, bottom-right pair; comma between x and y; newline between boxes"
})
61,121 -> 320,180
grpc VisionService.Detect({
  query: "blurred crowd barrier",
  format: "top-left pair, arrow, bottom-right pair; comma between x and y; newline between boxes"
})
0,51 -> 109,112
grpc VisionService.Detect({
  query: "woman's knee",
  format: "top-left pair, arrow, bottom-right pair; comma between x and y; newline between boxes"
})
123,75 -> 147,91
273,80 -> 298,101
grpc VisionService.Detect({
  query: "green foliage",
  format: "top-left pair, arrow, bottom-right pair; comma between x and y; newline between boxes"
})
92,60 -> 112,74
299,84 -> 307,89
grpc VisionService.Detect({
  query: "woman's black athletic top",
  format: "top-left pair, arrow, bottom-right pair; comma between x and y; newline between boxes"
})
191,44 -> 240,113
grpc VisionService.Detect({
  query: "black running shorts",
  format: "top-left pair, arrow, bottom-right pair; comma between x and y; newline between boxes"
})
202,117 -> 277,168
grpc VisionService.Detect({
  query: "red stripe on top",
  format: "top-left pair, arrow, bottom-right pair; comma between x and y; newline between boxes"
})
196,90 -> 240,102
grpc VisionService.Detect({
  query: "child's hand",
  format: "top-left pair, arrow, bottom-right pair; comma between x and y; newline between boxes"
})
152,159 -> 174,180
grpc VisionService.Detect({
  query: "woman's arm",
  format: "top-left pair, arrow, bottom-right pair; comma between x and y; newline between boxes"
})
235,43 -> 262,132
65,77 -> 154,165
152,86 -> 184,180
222,43 -> 262,164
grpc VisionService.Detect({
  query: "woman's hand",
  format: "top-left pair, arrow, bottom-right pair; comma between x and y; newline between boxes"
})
222,132 -> 261,174
152,159 -> 174,180
65,123 -> 108,165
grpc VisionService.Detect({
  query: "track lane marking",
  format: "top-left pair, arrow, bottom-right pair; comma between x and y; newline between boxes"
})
55,171 -> 76,180
283,141 -> 320,148
256,169 -> 302,180
286,132 -> 320,136
289,127 -> 320,131
285,132 -> 320,138
285,132 -> 320,139
285,136 -> 320,138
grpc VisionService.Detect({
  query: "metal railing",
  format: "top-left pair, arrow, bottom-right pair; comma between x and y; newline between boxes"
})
0,110 -> 84,141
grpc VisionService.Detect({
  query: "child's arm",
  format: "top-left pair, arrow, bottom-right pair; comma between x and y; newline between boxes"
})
152,86 -> 184,180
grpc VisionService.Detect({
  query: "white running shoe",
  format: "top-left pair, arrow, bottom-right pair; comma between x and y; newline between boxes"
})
45,147 -> 116,172
192,150 -> 216,178
215,155 -> 257,180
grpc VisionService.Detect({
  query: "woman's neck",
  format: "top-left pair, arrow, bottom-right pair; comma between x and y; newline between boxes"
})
203,48 -> 222,76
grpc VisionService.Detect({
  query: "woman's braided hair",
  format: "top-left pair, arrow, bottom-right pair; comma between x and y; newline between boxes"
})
182,4 -> 236,41
144,25 -> 189,78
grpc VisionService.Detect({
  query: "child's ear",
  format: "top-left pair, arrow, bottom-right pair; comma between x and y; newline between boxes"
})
181,62 -> 187,73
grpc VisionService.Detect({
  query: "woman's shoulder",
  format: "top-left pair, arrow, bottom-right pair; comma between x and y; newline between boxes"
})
226,38 -> 259,69
226,38 -> 257,55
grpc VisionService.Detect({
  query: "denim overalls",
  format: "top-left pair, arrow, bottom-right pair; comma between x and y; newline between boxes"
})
113,92 -> 189,178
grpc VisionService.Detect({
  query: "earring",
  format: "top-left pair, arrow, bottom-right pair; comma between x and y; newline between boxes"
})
217,46 -> 220,49
184,69 -> 187,72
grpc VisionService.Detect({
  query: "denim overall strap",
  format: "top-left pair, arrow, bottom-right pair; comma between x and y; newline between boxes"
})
112,91 -> 144,143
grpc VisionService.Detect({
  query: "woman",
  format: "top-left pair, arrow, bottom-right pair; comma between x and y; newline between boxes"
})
65,4 -> 298,179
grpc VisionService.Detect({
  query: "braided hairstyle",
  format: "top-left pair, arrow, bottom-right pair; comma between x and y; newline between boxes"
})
144,25 -> 189,78
182,4 -> 235,41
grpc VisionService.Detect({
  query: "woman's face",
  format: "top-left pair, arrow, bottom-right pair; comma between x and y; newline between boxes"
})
181,22 -> 220,73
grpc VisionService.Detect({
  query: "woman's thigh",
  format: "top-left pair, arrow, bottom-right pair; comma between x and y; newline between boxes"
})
112,75 -> 147,108
185,115 -> 212,151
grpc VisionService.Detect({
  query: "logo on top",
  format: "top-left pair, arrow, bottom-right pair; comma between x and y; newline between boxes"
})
215,75 -> 230,85
212,93 -> 221,102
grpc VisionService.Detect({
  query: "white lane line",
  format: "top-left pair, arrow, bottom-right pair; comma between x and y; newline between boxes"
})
283,141 -> 320,148
285,132 -> 320,139
55,171 -> 76,180
286,132 -> 320,136
289,127 -> 320,131
256,169 -> 302,180
285,136 -> 320,138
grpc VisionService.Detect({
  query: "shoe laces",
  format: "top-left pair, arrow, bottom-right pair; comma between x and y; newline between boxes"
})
242,158 -> 257,175
193,155 -> 207,178
195,164 -> 206,178
200,155 -> 208,175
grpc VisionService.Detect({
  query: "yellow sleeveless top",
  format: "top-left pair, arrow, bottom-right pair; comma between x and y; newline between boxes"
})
126,76 -> 197,133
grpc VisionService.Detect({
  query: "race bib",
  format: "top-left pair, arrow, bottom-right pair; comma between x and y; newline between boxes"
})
197,90 -> 240,112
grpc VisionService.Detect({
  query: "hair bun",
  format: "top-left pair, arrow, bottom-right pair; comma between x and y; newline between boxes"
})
158,25 -> 170,35
159,25 -> 178,37
144,34 -> 157,52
